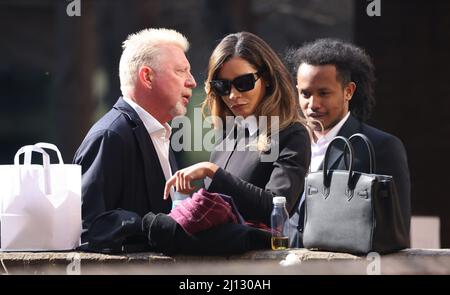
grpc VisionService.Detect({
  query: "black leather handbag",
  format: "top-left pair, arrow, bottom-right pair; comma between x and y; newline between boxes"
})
302,134 -> 409,254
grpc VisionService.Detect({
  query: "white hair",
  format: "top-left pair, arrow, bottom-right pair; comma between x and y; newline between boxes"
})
119,28 -> 189,97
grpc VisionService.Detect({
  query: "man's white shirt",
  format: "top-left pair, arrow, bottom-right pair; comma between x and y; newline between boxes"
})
310,112 -> 350,172
297,112 -> 351,209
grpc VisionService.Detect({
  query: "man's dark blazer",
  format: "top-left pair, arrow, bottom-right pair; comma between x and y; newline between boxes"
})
73,97 -> 175,251
205,122 -> 311,226
289,114 -> 411,247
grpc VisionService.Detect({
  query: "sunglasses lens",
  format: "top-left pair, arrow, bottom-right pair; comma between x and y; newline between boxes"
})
211,73 -> 258,96
233,74 -> 256,92
211,80 -> 231,96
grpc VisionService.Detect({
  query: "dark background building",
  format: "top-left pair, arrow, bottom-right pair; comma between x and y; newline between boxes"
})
1,0 -> 449,247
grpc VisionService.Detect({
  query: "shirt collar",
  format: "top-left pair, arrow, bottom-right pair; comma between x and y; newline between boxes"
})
315,112 -> 350,145
122,96 -> 171,139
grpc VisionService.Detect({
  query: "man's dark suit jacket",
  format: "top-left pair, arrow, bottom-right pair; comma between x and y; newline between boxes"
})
289,114 -> 411,247
73,97 -> 174,252
205,122 -> 311,226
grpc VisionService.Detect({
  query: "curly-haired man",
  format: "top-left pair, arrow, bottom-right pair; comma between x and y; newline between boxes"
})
287,39 -> 411,248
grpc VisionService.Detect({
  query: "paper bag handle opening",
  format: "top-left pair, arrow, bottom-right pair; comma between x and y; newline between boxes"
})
13,145 -> 52,194
34,142 -> 64,164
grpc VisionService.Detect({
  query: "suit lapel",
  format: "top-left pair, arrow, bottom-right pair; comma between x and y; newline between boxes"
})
133,125 -> 163,207
113,97 -> 165,209
214,126 -> 238,169
169,148 -> 178,173
336,114 -> 362,138
319,114 -> 362,170
323,143 -> 345,171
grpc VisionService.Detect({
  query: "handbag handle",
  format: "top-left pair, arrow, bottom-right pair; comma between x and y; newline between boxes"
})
34,142 -> 64,164
342,133 -> 376,174
323,136 -> 355,189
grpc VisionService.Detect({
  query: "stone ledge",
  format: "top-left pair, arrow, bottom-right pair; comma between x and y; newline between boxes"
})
1,248 -> 449,263
1,248 -> 450,274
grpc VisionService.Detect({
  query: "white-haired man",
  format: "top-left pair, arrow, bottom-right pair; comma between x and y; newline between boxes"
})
73,28 -> 196,253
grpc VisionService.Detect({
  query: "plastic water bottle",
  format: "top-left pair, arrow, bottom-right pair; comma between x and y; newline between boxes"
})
271,196 -> 289,250
171,191 -> 190,210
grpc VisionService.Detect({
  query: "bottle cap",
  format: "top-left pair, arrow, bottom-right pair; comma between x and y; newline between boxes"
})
273,196 -> 286,205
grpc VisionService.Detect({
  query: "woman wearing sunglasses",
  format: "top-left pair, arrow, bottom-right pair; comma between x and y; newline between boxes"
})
164,32 -> 311,227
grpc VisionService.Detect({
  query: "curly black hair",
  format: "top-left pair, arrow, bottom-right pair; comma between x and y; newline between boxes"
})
286,38 -> 376,122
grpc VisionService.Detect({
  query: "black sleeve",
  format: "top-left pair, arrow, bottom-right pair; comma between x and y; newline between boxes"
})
142,212 -> 271,255
376,135 -> 411,234
207,124 -> 311,225
73,129 -> 126,242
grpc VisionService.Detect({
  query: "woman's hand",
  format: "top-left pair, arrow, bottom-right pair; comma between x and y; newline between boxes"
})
164,162 -> 219,200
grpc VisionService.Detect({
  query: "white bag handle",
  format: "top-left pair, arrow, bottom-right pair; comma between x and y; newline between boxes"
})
34,142 -> 64,164
13,145 -> 52,194
14,145 -> 50,166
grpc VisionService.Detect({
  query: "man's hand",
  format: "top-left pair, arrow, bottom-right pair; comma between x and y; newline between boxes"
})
164,162 -> 219,200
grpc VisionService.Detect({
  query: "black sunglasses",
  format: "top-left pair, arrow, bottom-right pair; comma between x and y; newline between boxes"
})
210,71 -> 262,96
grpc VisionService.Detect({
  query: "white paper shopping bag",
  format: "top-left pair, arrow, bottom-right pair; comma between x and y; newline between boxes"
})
0,143 -> 82,251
